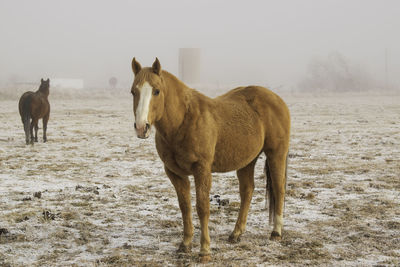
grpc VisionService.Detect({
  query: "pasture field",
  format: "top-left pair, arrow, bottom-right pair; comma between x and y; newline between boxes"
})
0,91 -> 399,266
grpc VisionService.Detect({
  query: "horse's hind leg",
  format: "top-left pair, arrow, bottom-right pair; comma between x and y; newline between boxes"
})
266,148 -> 288,240
29,119 -> 35,144
23,117 -> 30,145
43,114 -> 49,142
24,126 -> 30,145
229,158 -> 257,243
33,119 -> 39,142
165,167 -> 193,253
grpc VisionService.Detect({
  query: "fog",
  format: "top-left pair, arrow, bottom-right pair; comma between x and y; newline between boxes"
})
0,0 -> 399,91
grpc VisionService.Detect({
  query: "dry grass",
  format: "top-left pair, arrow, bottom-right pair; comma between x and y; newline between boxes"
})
0,93 -> 399,266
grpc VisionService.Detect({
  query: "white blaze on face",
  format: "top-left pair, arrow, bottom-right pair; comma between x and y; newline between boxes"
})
135,82 -> 152,128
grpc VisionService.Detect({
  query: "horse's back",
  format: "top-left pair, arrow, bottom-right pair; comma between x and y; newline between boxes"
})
216,86 -> 287,111
19,91 -> 34,103
213,86 -> 290,161
227,86 -> 290,151
18,91 -> 34,117
208,86 -> 284,171
18,91 -> 50,119
215,85 -> 289,126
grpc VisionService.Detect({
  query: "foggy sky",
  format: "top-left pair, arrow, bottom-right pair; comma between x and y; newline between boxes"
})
0,0 -> 399,89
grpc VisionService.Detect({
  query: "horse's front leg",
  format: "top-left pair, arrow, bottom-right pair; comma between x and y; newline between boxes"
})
193,163 -> 212,263
32,119 -> 39,142
165,167 -> 193,253
43,114 -> 49,142
34,123 -> 39,142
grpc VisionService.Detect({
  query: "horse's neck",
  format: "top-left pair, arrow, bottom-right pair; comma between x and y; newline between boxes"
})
37,87 -> 49,97
154,72 -> 194,139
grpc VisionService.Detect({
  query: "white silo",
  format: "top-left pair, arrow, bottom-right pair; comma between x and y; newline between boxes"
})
179,48 -> 201,85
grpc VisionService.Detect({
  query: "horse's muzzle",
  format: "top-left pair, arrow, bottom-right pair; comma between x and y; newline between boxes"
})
134,122 -> 151,139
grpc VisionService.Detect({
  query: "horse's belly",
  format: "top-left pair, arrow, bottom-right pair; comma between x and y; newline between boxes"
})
212,134 -> 263,172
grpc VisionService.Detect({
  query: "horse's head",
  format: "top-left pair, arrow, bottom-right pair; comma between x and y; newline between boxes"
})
39,78 -> 50,95
131,57 -> 165,139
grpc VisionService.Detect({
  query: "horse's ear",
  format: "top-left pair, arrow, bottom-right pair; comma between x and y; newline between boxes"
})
46,78 -> 49,82
131,57 -> 142,76
41,78 -> 44,83
152,57 -> 161,76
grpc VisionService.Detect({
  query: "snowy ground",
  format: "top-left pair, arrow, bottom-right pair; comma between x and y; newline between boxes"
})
0,91 -> 399,266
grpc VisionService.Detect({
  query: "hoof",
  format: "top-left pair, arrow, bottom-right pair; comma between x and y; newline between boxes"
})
43,139 -> 47,143
270,231 -> 282,241
199,254 -> 211,263
228,233 -> 241,243
177,242 -> 191,253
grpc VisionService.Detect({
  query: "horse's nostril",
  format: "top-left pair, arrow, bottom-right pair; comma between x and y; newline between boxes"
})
145,123 -> 150,130
134,123 -> 137,129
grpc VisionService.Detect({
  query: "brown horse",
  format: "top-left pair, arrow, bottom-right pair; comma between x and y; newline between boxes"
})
18,78 -> 50,145
130,58 -> 290,262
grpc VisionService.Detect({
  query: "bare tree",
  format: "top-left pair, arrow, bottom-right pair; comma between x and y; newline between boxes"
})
299,52 -> 377,92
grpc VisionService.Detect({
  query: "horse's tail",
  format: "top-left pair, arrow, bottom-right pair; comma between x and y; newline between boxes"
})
265,158 -> 274,225
20,95 -> 32,145
265,153 -> 288,225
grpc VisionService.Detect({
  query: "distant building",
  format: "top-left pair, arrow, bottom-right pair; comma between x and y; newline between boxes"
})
51,78 -> 84,89
179,48 -> 201,85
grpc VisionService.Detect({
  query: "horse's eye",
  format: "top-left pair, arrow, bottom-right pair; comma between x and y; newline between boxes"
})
153,89 -> 160,96
131,91 -> 136,96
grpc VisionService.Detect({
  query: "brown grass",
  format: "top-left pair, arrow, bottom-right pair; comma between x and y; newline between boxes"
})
1,94 -> 399,266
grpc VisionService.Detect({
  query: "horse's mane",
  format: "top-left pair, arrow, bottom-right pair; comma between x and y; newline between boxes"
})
162,70 -> 196,112
135,68 -> 195,112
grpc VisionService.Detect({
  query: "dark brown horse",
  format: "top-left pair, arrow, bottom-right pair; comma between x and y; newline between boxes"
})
18,78 -> 50,145
130,58 -> 290,263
